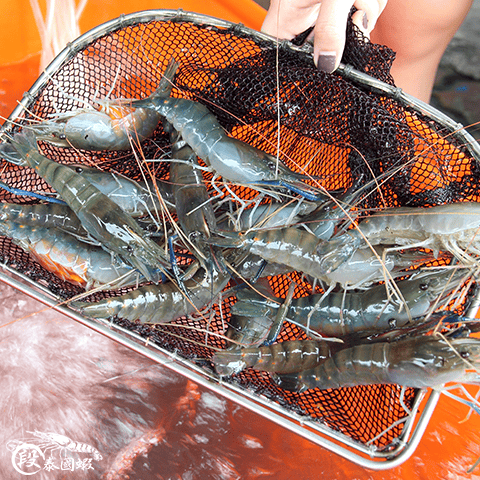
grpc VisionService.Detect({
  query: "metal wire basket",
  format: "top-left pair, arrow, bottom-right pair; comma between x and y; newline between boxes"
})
1,9 -> 479,469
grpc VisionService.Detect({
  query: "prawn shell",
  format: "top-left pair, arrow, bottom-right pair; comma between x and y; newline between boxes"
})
36,105 -> 162,151
70,164 -> 168,218
74,268 -> 231,324
0,221 -> 136,289
30,238 -> 89,287
0,202 -> 86,236
213,340 -> 330,376
225,314 -> 275,349
244,227 -> 327,278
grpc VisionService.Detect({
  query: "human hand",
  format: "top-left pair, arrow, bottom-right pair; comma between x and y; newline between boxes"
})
261,0 -> 388,73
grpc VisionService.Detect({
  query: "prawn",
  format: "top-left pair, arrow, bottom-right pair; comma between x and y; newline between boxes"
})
206,226 -> 373,282
132,59 -> 325,201
167,124 -> 220,272
319,202 -> 480,273
286,268 -> 468,337
274,332 -> 480,392
170,141 -> 217,241
212,339 -> 332,376
207,227 -> 434,292
71,267 -> 231,324
214,183 -> 368,281
0,131 -> 170,283
30,98 -> 163,152
0,220 -> 138,289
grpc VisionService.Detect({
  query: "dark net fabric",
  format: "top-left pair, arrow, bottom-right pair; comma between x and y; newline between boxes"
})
0,14 -> 476,450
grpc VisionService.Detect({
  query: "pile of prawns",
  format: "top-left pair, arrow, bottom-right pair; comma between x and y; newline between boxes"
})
1,58 -> 480,398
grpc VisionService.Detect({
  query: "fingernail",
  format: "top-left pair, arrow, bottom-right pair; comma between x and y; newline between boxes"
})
362,11 -> 368,30
316,52 -> 336,73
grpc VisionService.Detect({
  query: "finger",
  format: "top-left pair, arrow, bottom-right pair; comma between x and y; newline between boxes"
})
313,0 -> 355,73
261,0 -> 321,40
351,9 -> 370,38
314,0 -> 386,73
352,0 -> 385,36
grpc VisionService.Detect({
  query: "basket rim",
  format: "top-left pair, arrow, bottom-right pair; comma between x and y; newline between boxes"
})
4,9 -> 479,162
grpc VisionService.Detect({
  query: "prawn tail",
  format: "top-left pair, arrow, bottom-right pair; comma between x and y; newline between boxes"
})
212,350 -> 246,376
133,58 -> 180,108
7,130 -> 40,158
71,299 -> 114,319
270,372 -> 304,392
0,131 -> 38,167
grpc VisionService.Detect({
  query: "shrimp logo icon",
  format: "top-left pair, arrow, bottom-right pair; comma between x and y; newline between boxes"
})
7,430 -> 102,475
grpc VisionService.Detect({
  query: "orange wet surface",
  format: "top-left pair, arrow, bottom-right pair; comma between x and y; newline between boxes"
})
1,1 -> 480,478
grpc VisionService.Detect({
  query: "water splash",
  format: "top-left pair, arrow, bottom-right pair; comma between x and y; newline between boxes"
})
29,0 -> 88,71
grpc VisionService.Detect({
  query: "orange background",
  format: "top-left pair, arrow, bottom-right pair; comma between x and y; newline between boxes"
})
0,1 -> 479,478
0,0 -> 265,65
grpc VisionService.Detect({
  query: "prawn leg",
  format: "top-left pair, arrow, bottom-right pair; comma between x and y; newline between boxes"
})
264,282 -> 296,345
0,179 -> 67,204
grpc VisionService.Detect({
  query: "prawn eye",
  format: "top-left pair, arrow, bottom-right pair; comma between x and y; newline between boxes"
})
75,166 -> 83,173
59,134 -> 67,140
388,318 -> 397,328
460,350 -> 470,359
419,283 -> 429,291
267,161 -> 276,171
189,231 -> 203,241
